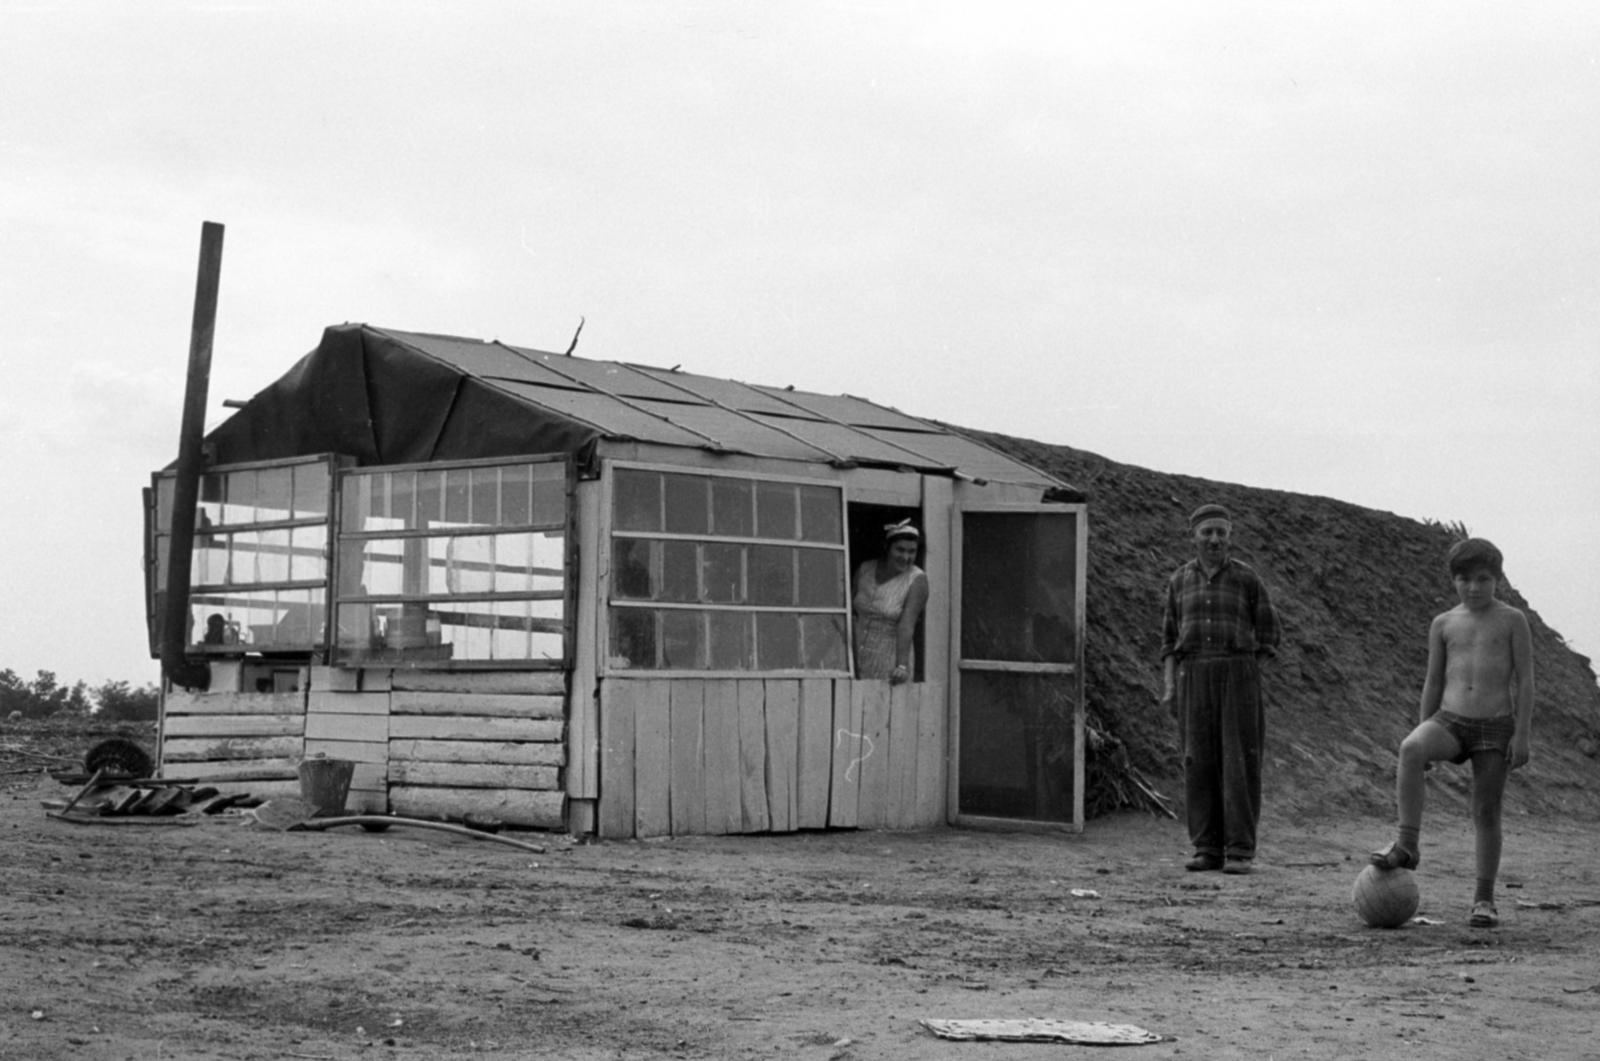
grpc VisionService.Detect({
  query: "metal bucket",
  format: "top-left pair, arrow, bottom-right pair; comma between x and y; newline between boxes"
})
297,758 -> 355,818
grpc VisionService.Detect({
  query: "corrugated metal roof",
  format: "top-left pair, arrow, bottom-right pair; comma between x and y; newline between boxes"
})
373,326 -> 1061,487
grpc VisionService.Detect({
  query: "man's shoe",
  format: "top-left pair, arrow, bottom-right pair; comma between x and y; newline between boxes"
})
1222,858 -> 1254,875
1185,854 -> 1223,872
1469,902 -> 1499,928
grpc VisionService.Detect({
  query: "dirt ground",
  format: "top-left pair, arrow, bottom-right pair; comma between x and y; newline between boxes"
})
6,731 -> 1600,1061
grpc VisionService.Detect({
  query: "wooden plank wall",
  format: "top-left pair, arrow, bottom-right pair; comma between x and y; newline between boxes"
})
598,678 -> 946,839
386,670 -> 567,829
161,676 -> 307,801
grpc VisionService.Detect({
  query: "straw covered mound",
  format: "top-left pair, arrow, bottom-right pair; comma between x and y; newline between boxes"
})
961,427 -> 1600,822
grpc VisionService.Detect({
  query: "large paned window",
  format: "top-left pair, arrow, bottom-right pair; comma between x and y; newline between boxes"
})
333,458 -> 569,665
151,457 -> 334,653
607,465 -> 850,673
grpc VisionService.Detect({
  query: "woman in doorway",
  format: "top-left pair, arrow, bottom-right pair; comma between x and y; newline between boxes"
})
852,520 -> 930,684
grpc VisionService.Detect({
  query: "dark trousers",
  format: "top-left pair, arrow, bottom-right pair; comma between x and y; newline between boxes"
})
1178,654 -> 1264,860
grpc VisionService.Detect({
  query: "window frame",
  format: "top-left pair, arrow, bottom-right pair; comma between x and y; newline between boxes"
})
330,454 -> 574,670
148,453 -> 342,657
602,460 -> 854,678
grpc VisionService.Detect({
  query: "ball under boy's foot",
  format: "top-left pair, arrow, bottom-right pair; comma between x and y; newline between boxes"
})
1469,902 -> 1500,929
1369,841 -> 1419,871
1185,853 -> 1223,872
1222,858 -> 1253,875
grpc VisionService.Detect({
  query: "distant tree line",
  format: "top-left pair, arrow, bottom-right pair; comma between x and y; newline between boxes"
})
0,669 -> 159,722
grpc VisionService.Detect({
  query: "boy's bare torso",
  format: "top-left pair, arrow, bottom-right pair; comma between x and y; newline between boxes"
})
1436,601 -> 1521,719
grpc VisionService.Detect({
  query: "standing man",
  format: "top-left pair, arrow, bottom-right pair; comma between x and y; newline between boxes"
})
1160,503 -> 1281,874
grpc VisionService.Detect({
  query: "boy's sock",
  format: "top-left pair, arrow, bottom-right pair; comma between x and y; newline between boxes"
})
1398,824 -> 1420,858
1371,824 -> 1421,869
1474,878 -> 1495,905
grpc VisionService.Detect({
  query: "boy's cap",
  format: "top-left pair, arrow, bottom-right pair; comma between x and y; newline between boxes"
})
1189,503 -> 1232,528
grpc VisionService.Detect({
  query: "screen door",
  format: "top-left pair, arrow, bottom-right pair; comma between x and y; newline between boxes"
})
953,505 -> 1085,829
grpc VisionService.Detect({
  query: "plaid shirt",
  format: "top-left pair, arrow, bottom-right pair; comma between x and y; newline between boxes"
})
1160,557 -> 1281,661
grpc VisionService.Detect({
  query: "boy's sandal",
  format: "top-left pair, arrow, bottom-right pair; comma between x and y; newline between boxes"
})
1469,902 -> 1499,929
1369,842 -> 1419,871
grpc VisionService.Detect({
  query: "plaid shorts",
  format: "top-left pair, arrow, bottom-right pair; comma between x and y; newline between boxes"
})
1429,709 -> 1516,764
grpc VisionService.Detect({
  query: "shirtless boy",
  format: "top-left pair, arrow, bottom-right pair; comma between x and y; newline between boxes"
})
1371,538 -> 1534,928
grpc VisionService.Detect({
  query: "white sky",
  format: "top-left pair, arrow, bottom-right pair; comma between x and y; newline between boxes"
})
2,2 -> 1595,689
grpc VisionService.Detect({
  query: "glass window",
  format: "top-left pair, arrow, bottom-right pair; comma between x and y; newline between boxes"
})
333,456 -> 569,665
151,455 -> 337,655
607,466 -> 849,674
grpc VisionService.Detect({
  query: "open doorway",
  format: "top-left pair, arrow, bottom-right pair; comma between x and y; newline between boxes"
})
845,501 -> 926,682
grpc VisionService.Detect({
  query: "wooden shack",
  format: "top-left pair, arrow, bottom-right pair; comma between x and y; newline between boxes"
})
146,324 -> 1087,835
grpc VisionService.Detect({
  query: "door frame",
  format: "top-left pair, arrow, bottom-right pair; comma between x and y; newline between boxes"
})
947,501 -> 1088,832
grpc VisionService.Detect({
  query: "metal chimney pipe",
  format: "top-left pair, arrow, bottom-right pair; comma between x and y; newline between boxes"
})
159,221 -> 225,691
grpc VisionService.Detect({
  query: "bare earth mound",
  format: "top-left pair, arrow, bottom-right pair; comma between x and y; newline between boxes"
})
955,428 -> 1600,823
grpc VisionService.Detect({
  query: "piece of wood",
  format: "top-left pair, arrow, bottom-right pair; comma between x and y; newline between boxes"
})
389,761 -> 559,790
388,739 -> 563,766
310,666 -> 360,692
162,714 -> 304,738
737,681 -> 770,833
362,669 -> 394,692
764,680 -> 799,833
598,680 -> 638,839
387,716 -> 562,743
390,671 -> 566,696
388,786 -> 563,830
913,681 -> 947,827
162,736 -> 302,762
668,680 -> 706,835
308,691 -> 389,715
187,792 -> 249,815
304,713 -> 389,743
887,683 -> 919,829
702,681 -> 742,835
855,681 -> 893,829
920,475 -> 953,690
59,768 -> 107,815
48,811 -> 200,827
161,760 -> 299,782
633,680 -> 671,838
828,679 -> 862,828
208,660 -> 245,693
795,678 -> 833,830
303,737 -> 388,764
567,477 -> 601,801
164,691 -> 306,716
389,691 -> 564,718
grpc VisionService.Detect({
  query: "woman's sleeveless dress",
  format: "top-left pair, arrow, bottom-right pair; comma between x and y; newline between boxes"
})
852,561 -> 923,679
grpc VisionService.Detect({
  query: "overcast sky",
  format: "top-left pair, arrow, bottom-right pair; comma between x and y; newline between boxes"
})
2,2 -> 1595,690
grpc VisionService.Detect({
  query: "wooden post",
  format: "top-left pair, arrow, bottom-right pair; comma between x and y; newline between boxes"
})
160,221 -> 225,692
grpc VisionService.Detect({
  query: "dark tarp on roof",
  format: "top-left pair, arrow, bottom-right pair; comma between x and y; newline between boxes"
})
203,323 -> 1065,489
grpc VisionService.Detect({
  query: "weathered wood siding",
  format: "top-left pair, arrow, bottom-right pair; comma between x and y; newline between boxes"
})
160,672 -> 307,801
597,677 -> 946,839
160,664 -> 568,826
384,669 -> 567,829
